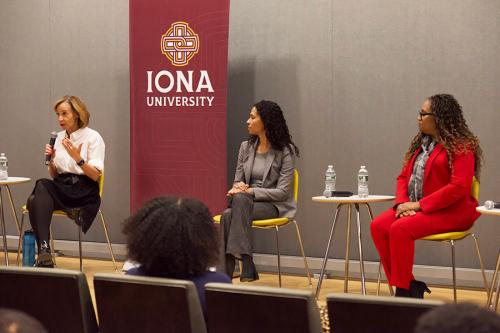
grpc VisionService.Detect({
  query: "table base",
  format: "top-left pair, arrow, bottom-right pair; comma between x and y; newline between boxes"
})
0,186 -> 23,266
316,203 -> 374,298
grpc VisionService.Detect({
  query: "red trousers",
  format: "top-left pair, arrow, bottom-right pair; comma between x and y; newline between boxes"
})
370,208 -> 474,289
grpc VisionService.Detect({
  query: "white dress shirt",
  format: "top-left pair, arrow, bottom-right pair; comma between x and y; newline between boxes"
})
52,127 -> 105,174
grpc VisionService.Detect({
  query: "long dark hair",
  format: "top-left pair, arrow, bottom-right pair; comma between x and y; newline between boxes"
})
404,94 -> 483,180
248,100 -> 300,156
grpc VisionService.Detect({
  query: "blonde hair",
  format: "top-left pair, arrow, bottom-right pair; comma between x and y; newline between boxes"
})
53,95 -> 90,128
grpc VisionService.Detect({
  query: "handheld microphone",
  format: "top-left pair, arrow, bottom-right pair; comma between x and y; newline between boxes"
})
484,200 -> 500,210
44,132 -> 58,165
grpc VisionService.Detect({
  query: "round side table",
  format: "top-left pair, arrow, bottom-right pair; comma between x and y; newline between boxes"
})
476,205 -> 500,311
0,177 -> 31,265
312,195 -> 395,297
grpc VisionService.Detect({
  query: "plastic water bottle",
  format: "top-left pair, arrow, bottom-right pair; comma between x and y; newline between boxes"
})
22,230 -> 36,267
323,165 -> 336,197
0,153 -> 7,180
357,165 -> 369,198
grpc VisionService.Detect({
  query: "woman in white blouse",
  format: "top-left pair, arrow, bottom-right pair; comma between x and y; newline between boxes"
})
27,95 -> 105,267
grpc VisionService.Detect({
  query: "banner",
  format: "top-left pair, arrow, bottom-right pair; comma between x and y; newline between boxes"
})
130,0 -> 229,214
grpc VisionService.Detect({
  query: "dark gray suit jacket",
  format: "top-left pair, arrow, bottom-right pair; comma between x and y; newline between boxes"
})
233,140 -> 297,218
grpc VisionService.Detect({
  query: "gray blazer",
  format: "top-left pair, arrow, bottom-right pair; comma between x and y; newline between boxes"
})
233,140 -> 297,218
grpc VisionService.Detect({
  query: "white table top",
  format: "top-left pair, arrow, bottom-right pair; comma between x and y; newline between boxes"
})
312,195 -> 395,204
476,206 -> 500,217
0,177 -> 31,185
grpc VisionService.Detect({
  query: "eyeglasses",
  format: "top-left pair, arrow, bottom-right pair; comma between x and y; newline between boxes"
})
419,111 -> 434,119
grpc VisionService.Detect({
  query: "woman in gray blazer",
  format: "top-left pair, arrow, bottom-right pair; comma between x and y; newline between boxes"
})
221,100 -> 300,281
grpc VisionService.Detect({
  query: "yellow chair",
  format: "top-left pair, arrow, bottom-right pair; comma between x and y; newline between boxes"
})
377,177 -> 489,302
16,173 -> 117,271
418,177 -> 488,302
214,169 -> 312,287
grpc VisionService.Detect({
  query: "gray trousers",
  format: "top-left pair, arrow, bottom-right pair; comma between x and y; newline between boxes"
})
220,193 -> 278,260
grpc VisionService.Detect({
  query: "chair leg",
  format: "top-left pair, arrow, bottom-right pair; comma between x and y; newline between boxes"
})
375,261 -> 393,296
471,234 -> 489,297
78,225 -> 83,271
450,240 -> 457,303
49,226 -> 56,266
99,210 -> 117,271
292,220 -> 312,286
376,261 -> 381,295
275,226 -> 282,288
16,212 -> 26,266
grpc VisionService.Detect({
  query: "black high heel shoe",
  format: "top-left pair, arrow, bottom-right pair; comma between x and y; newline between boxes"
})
395,287 -> 411,297
225,254 -> 236,278
410,280 -> 431,298
240,255 -> 259,282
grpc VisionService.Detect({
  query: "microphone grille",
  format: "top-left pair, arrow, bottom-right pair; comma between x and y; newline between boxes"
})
50,131 -> 58,138
484,200 -> 494,210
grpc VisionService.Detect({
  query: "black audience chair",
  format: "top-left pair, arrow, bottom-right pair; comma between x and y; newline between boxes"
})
205,282 -> 322,333
327,293 -> 443,333
93,273 -> 207,333
0,266 -> 98,333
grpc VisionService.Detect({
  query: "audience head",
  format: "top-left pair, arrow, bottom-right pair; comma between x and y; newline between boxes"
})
53,95 -> 90,129
248,100 -> 299,156
406,93 -> 482,179
414,303 -> 500,333
0,309 -> 47,333
123,196 -> 219,279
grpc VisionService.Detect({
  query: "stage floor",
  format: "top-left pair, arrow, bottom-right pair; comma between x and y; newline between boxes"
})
3,252 -> 495,310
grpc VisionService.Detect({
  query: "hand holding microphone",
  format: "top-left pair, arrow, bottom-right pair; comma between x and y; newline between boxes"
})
484,200 -> 500,210
44,132 -> 58,165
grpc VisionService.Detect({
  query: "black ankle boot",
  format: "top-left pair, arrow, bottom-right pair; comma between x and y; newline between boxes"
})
225,254 -> 236,278
36,241 -> 54,268
410,280 -> 431,298
395,287 -> 411,297
240,255 -> 259,282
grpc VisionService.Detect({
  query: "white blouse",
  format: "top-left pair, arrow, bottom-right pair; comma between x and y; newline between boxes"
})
52,127 -> 105,175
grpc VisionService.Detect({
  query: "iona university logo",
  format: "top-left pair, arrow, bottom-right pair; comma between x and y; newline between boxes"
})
161,22 -> 199,67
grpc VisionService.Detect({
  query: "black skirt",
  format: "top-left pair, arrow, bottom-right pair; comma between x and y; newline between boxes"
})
31,173 -> 101,233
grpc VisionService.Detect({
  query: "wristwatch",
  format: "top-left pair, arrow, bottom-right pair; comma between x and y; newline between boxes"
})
77,159 -> 85,167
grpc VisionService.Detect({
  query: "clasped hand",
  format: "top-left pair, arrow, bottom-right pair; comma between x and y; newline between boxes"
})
395,201 -> 421,218
227,182 -> 252,196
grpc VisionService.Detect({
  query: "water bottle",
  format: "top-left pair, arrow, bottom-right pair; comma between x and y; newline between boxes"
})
22,230 -> 36,267
323,165 -> 336,197
0,153 -> 7,180
357,165 -> 369,198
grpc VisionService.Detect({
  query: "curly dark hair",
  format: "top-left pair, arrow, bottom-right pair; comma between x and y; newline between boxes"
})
248,100 -> 300,156
404,94 -> 483,180
123,196 -> 220,279
415,303 -> 500,333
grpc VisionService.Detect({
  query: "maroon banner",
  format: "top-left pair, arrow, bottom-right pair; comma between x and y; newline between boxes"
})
130,0 -> 229,214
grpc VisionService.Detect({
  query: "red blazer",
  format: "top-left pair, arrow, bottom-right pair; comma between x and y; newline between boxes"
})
394,143 -> 480,226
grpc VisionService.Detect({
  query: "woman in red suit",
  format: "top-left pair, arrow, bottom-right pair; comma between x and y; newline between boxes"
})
370,94 -> 483,298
